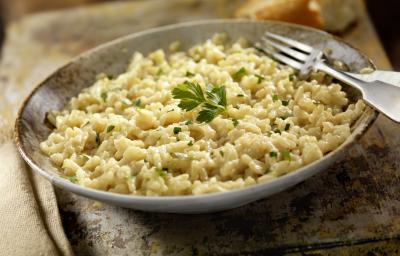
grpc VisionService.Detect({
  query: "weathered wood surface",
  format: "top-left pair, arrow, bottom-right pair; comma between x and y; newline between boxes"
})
1,0 -> 399,255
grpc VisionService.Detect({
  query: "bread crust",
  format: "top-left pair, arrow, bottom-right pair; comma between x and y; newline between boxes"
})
235,0 -> 324,29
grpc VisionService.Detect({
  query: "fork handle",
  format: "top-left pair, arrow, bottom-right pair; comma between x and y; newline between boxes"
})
345,70 -> 400,87
315,62 -> 400,123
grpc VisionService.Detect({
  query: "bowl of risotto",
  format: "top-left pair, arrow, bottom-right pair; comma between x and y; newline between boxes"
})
15,20 -> 377,213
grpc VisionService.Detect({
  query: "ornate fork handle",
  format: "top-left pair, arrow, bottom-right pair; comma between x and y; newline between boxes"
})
316,62 -> 400,122
346,70 -> 400,88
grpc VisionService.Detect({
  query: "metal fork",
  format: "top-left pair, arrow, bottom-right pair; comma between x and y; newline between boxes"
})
258,32 -> 400,123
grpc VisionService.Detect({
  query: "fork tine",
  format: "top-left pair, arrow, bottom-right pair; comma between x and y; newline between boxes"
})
255,43 -> 302,70
261,36 -> 308,62
265,32 -> 313,53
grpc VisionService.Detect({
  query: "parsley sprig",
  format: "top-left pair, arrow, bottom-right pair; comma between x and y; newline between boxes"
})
172,81 -> 227,123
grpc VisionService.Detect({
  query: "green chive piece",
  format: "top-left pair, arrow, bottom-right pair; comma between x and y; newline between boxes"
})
289,74 -> 294,81
107,74 -> 113,80
186,71 -> 195,77
219,150 -> 224,157
156,168 -> 167,177
62,175 -> 77,183
95,133 -> 101,146
188,141 -> 193,146
106,125 -> 115,133
82,121 -> 90,127
255,74 -> 265,84
232,119 -> 239,127
156,68 -> 163,76
237,94 -> 244,97
269,151 -> 278,158
272,95 -> 279,102
284,123 -> 290,131
282,100 -> 289,106
274,129 -> 281,134
133,98 -> 141,107
100,92 -> 107,102
173,127 -> 182,134
185,120 -> 193,125
282,150 -> 291,161
232,67 -> 247,82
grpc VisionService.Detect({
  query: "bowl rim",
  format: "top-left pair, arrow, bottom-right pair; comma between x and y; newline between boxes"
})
14,19 -> 379,204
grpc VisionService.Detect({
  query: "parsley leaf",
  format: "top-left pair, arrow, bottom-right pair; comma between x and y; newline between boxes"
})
272,95 -> 279,102
282,100 -> 289,106
219,150 -> 224,157
172,81 -> 206,111
232,67 -> 247,82
188,141 -> 194,146
237,94 -> 244,97
197,103 -> 222,123
284,123 -> 290,131
289,74 -> 294,81
107,74 -> 113,80
172,81 -> 227,123
185,120 -> 193,125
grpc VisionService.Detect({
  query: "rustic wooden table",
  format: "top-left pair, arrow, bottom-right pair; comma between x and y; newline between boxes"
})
1,0 -> 399,255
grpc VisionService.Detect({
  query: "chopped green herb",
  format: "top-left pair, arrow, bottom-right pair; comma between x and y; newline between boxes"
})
219,150 -> 224,157
269,151 -> 278,158
106,125 -> 115,133
156,168 -> 167,177
185,71 -> 195,77
237,94 -> 244,97
107,74 -> 113,80
167,109 -> 175,112
255,74 -> 265,84
156,68 -> 163,76
82,121 -> 90,127
173,127 -> 182,134
81,155 -> 90,162
274,129 -> 281,134
234,105 -> 240,109
185,120 -> 193,125
284,123 -> 290,131
172,81 -> 226,123
289,74 -> 294,81
62,175 -> 77,183
133,98 -> 141,107
188,141 -> 194,146
282,150 -> 291,161
232,67 -> 247,82
282,100 -> 289,106
232,119 -> 239,127
100,92 -> 108,102
272,95 -> 279,102
95,133 -> 101,146
162,167 -> 168,171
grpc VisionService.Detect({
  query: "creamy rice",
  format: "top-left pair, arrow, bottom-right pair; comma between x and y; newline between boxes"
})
40,34 -> 365,196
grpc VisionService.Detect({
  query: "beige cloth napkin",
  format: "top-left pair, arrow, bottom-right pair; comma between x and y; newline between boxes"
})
0,120 -> 73,256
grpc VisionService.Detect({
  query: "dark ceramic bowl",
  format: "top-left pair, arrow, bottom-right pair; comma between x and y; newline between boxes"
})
15,20 -> 377,213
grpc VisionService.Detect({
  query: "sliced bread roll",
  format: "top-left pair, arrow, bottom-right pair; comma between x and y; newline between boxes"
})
235,0 -> 358,32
